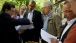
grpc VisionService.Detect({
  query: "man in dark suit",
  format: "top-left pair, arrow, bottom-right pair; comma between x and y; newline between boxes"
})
49,1 -> 76,43
0,2 -> 31,43
20,0 -> 43,43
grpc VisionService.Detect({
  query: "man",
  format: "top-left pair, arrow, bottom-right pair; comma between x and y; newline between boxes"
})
50,1 -> 76,43
20,0 -> 43,43
41,1 -> 62,43
0,2 -> 31,43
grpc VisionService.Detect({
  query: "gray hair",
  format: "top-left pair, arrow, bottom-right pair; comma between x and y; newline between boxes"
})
29,0 -> 36,5
43,1 -> 53,9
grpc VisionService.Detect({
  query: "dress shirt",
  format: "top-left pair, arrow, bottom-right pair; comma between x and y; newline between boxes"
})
27,10 -> 34,29
62,18 -> 67,26
20,13 -> 24,18
42,11 -> 52,31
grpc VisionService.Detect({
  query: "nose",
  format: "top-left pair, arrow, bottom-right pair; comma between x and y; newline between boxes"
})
64,13 -> 67,18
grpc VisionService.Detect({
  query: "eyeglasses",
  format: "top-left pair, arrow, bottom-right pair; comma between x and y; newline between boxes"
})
63,10 -> 72,14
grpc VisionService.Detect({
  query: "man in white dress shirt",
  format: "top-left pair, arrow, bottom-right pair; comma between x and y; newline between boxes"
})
20,0 -> 43,43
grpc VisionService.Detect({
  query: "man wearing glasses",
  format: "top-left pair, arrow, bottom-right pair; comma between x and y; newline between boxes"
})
49,1 -> 76,43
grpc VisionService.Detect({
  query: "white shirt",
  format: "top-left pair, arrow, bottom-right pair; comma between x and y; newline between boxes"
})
20,13 -> 25,18
62,18 -> 67,26
27,10 -> 34,29
27,10 -> 34,22
60,18 -> 76,41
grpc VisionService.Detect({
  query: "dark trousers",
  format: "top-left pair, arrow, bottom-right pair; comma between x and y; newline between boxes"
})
20,29 -> 39,43
41,39 -> 48,43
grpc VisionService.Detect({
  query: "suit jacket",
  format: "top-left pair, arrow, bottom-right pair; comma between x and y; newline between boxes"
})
20,10 -> 43,42
46,13 -> 62,38
60,21 -> 76,43
0,12 -> 30,43
64,23 -> 76,43
24,10 -> 43,30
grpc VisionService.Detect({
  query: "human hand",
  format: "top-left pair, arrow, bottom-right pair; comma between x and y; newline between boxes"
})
49,38 -> 58,43
30,22 -> 33,24
18,29 -> 24,34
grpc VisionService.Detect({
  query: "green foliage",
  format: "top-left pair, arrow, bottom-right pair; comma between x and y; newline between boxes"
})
0,0 -> 65,15
0,0 -> 45,12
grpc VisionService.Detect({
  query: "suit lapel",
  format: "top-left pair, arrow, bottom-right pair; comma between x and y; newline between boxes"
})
59,22 -> 67,39
23,11 -> 29,18
48,13 -> 56,22
60,21 -> 76,42
48,14 -> 53,21
32,10 -> 35,22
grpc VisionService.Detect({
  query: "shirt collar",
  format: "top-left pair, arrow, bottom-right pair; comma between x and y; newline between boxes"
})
29,10 -> 34,13
67,18 -> 76,25
20,13 -> 24,16
44,11 -> 53,17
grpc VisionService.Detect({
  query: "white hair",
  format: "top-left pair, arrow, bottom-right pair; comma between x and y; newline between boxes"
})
43,1 -> 53,9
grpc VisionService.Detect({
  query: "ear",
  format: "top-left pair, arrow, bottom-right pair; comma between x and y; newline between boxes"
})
34,5 -> 36,8
5,9 -> 8,12
50,7 -> 52,10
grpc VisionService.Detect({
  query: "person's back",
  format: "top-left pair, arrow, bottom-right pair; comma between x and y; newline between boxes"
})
0,25 -> 20,43
0,12 -> 20,43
